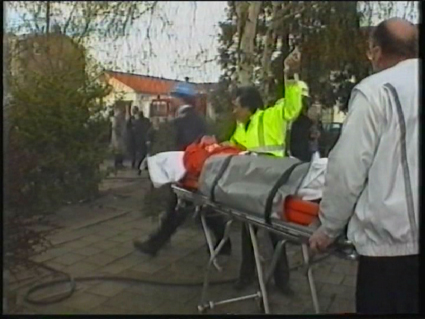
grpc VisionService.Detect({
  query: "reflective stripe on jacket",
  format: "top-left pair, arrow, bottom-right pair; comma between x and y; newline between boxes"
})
229,82 -> 302,157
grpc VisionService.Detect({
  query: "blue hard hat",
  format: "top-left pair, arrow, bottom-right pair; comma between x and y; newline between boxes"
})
170,82 -> 197,98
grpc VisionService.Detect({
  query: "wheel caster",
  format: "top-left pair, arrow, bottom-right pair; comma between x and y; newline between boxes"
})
198,304 -> 208,314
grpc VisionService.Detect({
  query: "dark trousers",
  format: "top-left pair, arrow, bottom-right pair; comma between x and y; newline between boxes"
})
135,147 -> 148,170
114,154 -> 124,168
356,254 -> 419,314
151,192 -> 228,247
239,224 -> 290,287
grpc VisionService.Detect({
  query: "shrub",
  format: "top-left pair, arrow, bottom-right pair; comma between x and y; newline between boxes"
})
4,34 -> 111,270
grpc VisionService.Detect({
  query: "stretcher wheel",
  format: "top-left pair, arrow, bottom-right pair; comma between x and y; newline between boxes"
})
198,303 -> 210,314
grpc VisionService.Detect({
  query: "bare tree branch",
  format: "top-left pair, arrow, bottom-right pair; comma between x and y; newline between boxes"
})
63,2 -> 78,35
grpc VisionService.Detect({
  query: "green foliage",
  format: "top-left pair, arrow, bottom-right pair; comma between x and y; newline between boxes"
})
4,34 -> 111,269
217,1 -> 371,110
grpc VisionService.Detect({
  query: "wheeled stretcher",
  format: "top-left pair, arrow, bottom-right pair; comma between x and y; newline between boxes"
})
172,185 -> 358,314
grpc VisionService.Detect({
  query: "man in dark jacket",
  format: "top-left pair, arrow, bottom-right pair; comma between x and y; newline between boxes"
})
133,83 -> 231,256
132,110 -> 151,173
289,89 -> 316,161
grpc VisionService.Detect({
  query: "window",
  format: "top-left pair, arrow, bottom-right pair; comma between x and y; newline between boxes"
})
150,101 -> 169,117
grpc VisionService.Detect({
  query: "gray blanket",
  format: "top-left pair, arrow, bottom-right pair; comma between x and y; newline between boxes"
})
199,154 -> 310,222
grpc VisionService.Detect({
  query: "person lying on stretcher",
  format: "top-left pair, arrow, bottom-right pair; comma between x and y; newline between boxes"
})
224,49 -> 307,294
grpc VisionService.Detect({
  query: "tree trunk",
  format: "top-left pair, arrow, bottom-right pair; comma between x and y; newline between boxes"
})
261,2 -> 280,99
46,1 -> 50,33
237,1 -> 262,85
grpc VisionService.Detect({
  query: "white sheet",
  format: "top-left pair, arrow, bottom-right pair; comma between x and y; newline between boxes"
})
297,157 -> 328,201
147,152 -> 186,188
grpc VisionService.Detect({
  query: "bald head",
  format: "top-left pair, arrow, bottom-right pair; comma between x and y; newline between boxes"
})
371,18 -> 418,59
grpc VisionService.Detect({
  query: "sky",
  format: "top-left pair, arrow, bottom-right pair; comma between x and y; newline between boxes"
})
5,1 -> 419,83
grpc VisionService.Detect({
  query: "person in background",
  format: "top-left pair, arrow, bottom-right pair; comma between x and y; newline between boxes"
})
309,120 -> 321,160
126,106 -> 138,169
133,83 -> 230,257
289,85 -> 316,161
228,50 -> 304,294
111,105 -> 126,169
309,18 -> 418,314
131,109 -> 151,173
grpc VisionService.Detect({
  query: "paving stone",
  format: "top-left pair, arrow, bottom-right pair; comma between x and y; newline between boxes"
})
328,297 -> 356,314
149,299 -> 199,314
341,275 -> 356,287
109,222 -> 136,231
319,283 -> 355,300
52,253 -> 86,266
126,285 -> 199,304
99,291 -> 164,313
103,245 -> 134,258
61,240 -> 92,250
80,235 -> 105,244
85,253 -> 117,266
61,262 -> 99,277
109,234 -> 135,243
99,262 -> 135,275
88,306 -> 139,314
116,253 -> 150,267
96,228 -> 125,237
58,291 -> 109,311
74,246 -> 103,257
43,261 -> 67,271
70,228 -> 97,237
301,295 -> 334,314
129,261 -> 170,275
26,304 -> 84,315
30,253 -> 57,263
87,281 -> 132,297
315,271 -> 345,285
30,247 -> 73,263
48,231 -> 85,245
90,240 -> 120,250
332,262 -> 358,276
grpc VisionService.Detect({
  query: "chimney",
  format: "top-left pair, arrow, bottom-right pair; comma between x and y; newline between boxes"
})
184,77 -> 189,82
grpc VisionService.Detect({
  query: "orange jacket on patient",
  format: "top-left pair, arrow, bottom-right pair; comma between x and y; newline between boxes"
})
180,136 -> 242,190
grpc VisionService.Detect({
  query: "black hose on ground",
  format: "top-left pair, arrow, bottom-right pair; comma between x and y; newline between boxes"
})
24,253 -> 333,306
23,262 -> 237,306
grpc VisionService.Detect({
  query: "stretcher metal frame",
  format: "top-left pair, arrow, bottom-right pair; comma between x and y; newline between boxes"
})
172,185 -> 358,314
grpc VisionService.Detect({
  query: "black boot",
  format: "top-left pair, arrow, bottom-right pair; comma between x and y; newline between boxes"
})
271,237 -> 293,296
233,224 -> 256,291
133,233 -> 169,257
134,195 -> 188,256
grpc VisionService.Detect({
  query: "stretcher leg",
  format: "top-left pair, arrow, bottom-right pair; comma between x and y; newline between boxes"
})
265,239 -> 287,285
301,243 -> 320,314
200,211 -> 222,272
199,215 -> 234,313
248,224 -> 270,314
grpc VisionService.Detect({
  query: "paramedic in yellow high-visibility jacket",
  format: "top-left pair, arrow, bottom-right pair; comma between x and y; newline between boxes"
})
229,81 -> 306,294
228,48 -> 308,293
229,81 -> 307,157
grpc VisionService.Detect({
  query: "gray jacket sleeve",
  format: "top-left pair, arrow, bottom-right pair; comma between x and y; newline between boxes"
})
318,89 -> 383,239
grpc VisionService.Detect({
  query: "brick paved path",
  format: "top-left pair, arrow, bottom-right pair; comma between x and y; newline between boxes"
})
8,167 -> 356,315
